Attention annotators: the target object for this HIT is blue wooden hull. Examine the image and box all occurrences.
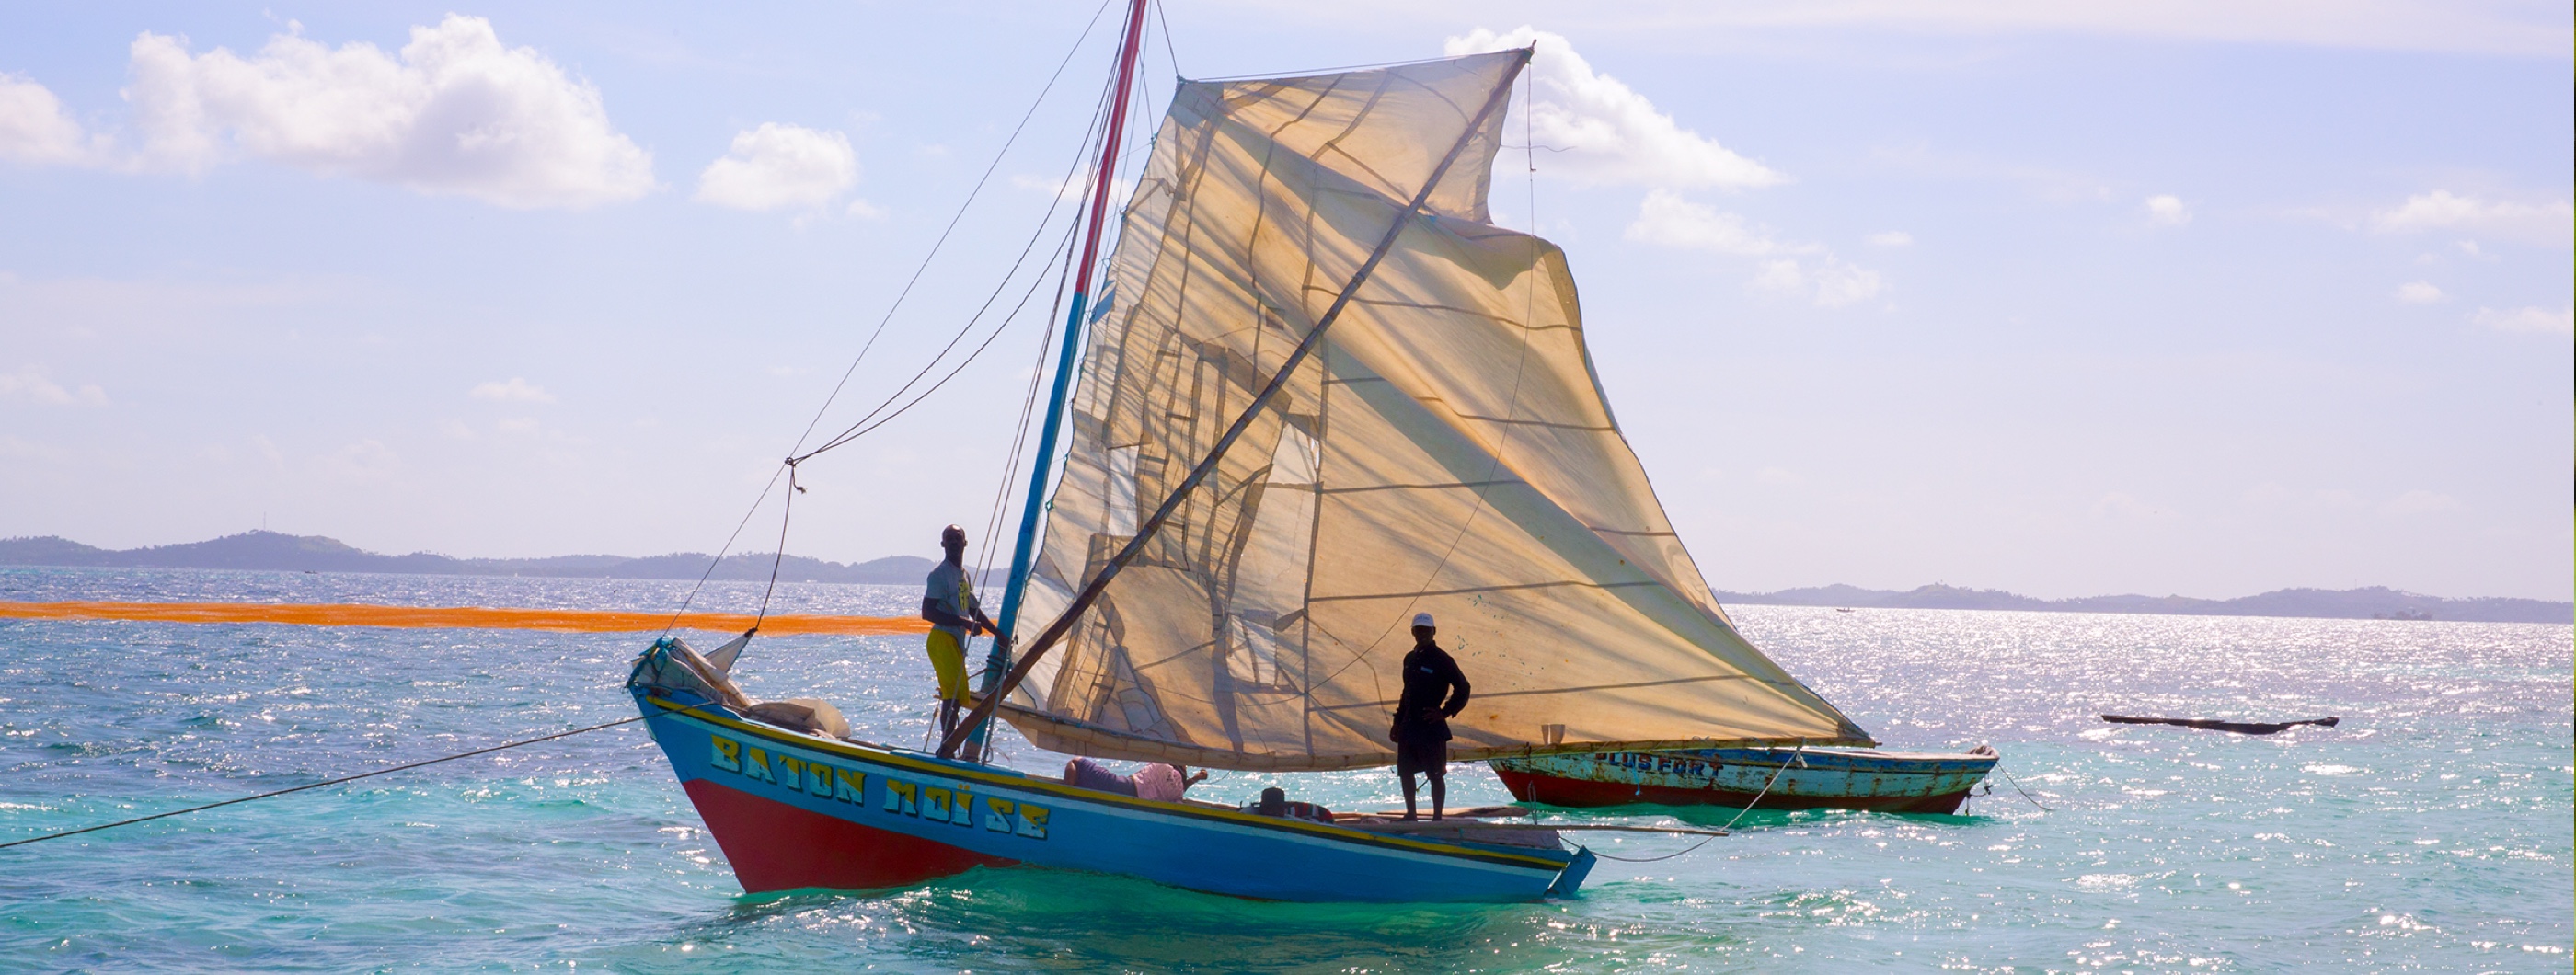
[636,693,1590,902]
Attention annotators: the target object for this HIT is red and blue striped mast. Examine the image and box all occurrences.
[969,0,1154,760]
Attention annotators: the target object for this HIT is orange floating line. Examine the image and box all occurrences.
[0,601,929,637]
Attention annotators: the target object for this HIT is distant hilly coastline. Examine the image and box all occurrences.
[1,531,2566,624]
[1708,582,2570,625]
[0,531,935,586]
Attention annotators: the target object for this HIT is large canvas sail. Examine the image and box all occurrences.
[1004,51,1872,770]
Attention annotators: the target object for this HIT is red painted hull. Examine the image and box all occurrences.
[1492,767,1973,814]
[683,778,1015,893]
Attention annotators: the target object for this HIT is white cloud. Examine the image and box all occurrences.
[1808,259,1883,306]
[1627,189,1810,255]
[845,198,884,219]
[1864,230,1913,247]
[0,74,103,166]
[1749,257,1882,306]
[2473,305,2574,335]
[695,122,857,212]
[1751,258,1807,292]
[2379,489,2461,516]
[2370,190,2573,245]
[124,16,655,208]
[1629,190,1880,306]
[468,377,555,402]
[1446,27,1782,189]
[0,366,108,405]
[2394,281,2443,304]
[2144,194,2191,226]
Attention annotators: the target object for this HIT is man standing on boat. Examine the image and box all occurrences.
[921,525,999,737]
[1392,612,1471,820]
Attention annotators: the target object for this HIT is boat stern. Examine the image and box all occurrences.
[1547,846,1596,898]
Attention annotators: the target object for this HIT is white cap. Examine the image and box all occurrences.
[1411,612,1436,628]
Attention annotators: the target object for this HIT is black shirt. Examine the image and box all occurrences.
[1394,642,1471,742]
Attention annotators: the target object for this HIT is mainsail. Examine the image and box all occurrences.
[1002,50,1872,770]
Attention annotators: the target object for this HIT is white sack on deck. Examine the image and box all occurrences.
[1007,51,1870,771]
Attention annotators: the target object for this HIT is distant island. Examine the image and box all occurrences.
[1707,581,2570,625]
[2,531,2567,624]
[0,531,935,586]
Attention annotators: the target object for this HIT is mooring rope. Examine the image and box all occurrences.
[1588,833,1723,863]
[0,716,648,851]
[1998,765,2053,812]
[1584,743,1806,864]
[1719,741,1804,833]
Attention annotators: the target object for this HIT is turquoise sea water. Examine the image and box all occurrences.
[1,566,2567,971]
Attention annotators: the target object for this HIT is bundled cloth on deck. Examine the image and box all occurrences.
[630,637,753,712]
[747,698,851,739]
[1064,758,1191,802]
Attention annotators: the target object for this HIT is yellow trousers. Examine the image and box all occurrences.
[925,629,971,704]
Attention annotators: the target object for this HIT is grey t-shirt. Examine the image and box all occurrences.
[924,561,975,642]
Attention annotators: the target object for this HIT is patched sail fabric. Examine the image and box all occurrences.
[1004,51,1871,770]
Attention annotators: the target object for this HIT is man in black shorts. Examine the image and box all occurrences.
[1390,612,1471,821]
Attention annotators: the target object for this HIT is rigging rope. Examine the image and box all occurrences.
[791,13,1131,466]
[970,29,1162,598]
[753,464,801,628]
[658,466,787,638]
[799,220,1082,459]
[744,224,1073,640]
[973,212,1082,598]
[783,0,1119,461]
[0,715,660,851]
[658,1,1120,633]
[1153,0,1181,81]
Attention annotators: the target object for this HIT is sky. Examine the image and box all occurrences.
[1,1,2568,602]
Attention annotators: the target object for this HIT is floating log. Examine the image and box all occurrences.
[2099,714,2340,735]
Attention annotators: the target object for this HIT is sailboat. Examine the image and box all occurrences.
[627,1,1871,903]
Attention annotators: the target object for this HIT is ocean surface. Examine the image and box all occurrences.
[2,566,2568,972]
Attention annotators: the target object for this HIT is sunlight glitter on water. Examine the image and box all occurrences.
[0,566,2567,970]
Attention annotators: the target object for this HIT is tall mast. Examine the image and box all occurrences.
[969,0,1153,759]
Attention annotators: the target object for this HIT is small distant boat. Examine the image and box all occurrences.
[1490,745,1997,814]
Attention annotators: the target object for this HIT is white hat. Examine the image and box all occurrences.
[1411,612,1435,628]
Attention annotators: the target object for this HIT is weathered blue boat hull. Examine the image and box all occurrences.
[1493,746,1998,813]
[637,693,1585,902]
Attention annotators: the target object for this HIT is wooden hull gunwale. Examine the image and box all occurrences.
[1490,747,1997,814]
[636,693,1586,901]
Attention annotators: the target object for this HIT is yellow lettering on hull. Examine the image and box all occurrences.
[690,726,1048,841]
